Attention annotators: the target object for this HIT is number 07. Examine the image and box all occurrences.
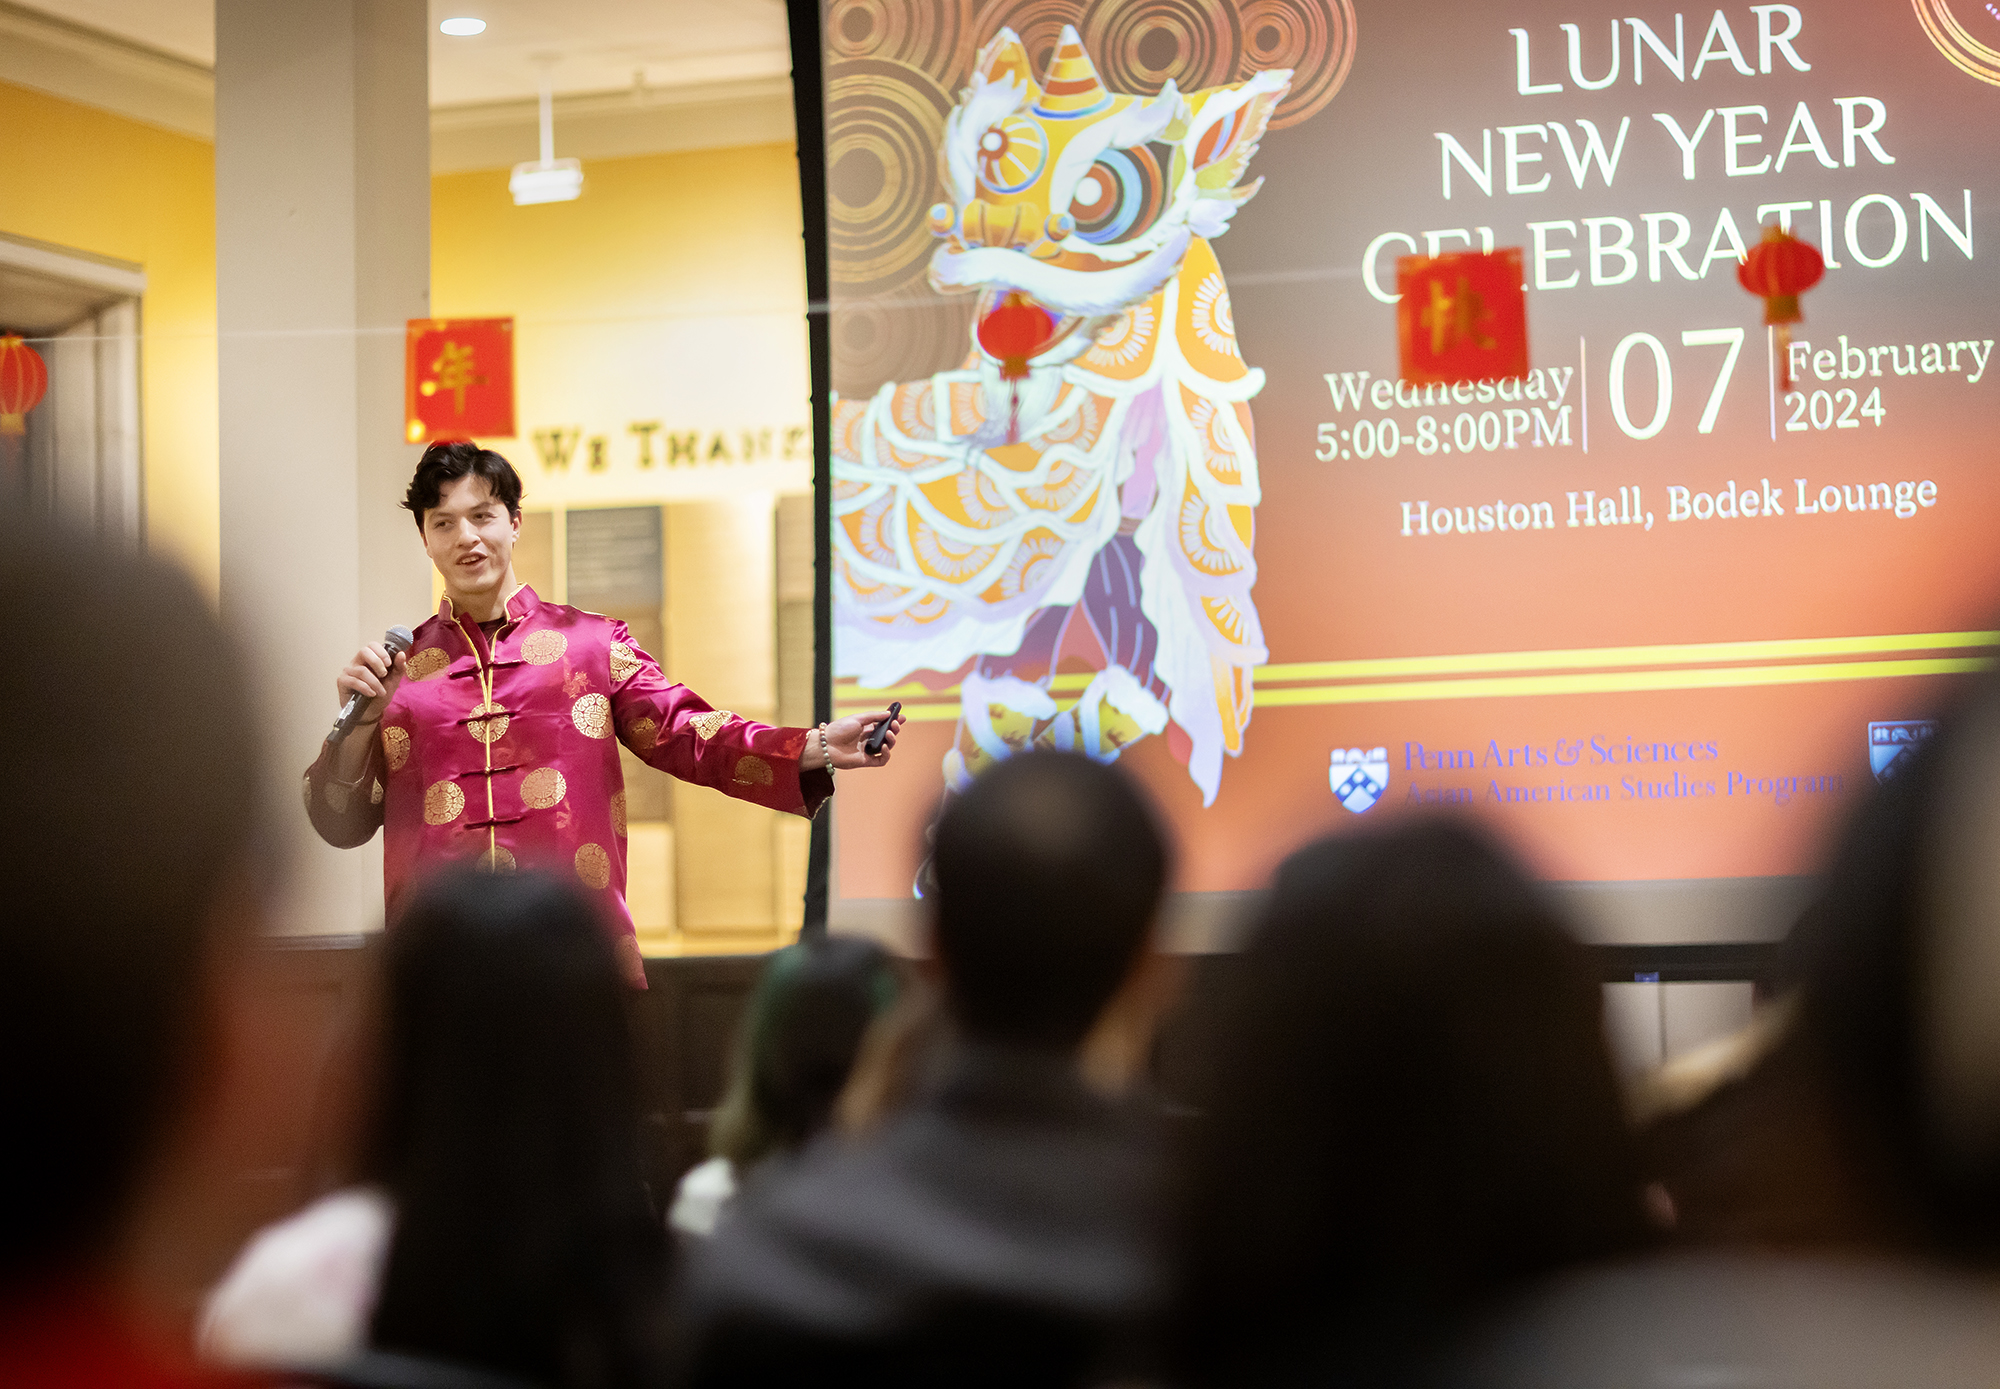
[1680,328,1745,435]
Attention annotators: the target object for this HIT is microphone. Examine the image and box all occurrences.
[328,625,415,745]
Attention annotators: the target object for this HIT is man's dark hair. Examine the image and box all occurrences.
[402,440,523,531]
[0,527,260,1290]
[930,752,1169,1049]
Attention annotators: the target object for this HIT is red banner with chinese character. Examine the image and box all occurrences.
[405,317,515,442]
[1395,249,1527,387]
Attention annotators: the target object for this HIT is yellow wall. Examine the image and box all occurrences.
[0,82,219,593]
[431,142,811,505]
[0,96,810,603]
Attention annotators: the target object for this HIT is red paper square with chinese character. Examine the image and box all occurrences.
[1395,249,1528,387]
[405,318,515,443]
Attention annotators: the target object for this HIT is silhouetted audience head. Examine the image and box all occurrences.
[0,529,261,1293]
[708,936,899,1166]
[1779,676,2000,1261]
[367,869,667,1387]
[931,751,1169,1049]
[1172,819,1650,1387]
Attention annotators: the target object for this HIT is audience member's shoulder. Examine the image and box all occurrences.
[1450,1251,2000,1389]
[684,1135,908,1335]
[199,1186,394,1369]
[687,1071,1166,1343]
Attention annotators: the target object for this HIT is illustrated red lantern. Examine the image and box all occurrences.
[977,291,1057,442]
[0,334,49,436]
[1738,225,1825,391]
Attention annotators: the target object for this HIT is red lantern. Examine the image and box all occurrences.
[0,335,48,436]
[1738,225,1825,391]
[977,291,1056,442]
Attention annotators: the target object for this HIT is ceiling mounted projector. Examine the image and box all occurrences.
[511,59,581,206]
[510,158,583,204]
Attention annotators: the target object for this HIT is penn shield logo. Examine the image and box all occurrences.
[1869,719,1937,783]
[1330,746,1390,813]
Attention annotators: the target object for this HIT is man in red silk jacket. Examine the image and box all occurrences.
[306,442,902,986]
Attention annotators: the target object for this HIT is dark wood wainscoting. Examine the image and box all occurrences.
[630,955,768,1206]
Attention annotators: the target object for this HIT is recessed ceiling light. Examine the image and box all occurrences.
[439,17,486,36]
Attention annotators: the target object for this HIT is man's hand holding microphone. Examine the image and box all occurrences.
[329,626,413,781]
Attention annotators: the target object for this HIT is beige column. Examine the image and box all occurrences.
[215,0,432,936]
[667,496,783,943]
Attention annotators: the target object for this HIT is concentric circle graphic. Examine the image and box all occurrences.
[1240,0,1357,127]
[1912,0,2000,84]
[829,0,975,74]
[1081,0,1244,96]
[967,0,1075,78]
[827,58,956,296]
[833,296,979,399]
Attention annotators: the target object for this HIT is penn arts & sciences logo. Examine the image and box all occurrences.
[1331,746,1390,814]
[1869,719,1938,783]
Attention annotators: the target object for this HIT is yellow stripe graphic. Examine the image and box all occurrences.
[1258,631,2000,683]
[1253,657,1993,708]
[834,631,1999,719]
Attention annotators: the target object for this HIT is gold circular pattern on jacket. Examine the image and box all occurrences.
[382,724,410,770]
[424,779,465,825]
[467,700,510,744]
[690,709,731,741]
[732,754,774,786]
[521,767,567,809]
[629,717,659,752]
[574,841,611,890]
[478,844,517,873]
[521,629,568,665]
[610,789,627,837]
[608,641,640,682]
[571,692,612,738]
[406,647,450,681]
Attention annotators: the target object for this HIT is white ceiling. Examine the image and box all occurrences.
[13,0,793,104]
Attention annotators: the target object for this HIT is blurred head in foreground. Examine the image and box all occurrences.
[1780,674,2000,1262]
[929,750,1170,1052]
[708,936,899,1170]
[1172,819,1649,1387]
[0,530,262,1299]
[368,869,667,1386]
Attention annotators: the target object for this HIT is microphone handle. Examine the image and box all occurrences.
[328,688,373,745]
[327,627,415,745]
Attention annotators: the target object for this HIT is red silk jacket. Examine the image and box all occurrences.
[305,585,830,978]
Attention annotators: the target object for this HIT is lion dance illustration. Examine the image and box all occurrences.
[831,23,1288,807]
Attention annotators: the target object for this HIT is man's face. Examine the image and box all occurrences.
[422,474,519,598]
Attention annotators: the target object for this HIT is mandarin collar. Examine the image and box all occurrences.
[437,582,541,627]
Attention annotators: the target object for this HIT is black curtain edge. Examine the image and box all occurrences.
[788,0,833,939]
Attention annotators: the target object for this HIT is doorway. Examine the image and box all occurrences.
[0,232,145,542]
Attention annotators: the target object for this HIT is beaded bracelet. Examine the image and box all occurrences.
[820,723,836,775]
